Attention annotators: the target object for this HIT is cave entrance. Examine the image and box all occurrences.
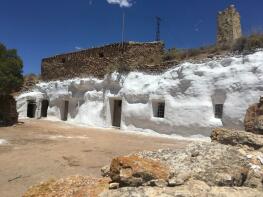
[41,100,49,118]
[111,99,122,128]
[62,100,69,121]
[27,100,36,118]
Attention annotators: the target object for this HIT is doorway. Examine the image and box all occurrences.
[112,99,122,127]
[61,100,69,121]
[27,101,36,118]
[41,100,49,117]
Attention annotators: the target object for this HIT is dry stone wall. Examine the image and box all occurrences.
[41,42,164,81]
[217,5,242,45]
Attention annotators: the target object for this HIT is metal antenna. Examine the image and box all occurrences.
[121,11,125,49]
[156,16,161,41]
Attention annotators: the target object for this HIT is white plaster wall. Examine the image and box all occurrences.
[16,50,263,137]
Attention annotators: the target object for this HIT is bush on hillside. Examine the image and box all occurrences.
[232,34,263,52]
[163,44,230,62]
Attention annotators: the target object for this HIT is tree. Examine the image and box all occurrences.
[0,43,23,94]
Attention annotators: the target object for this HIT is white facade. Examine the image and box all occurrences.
[17,51,263,137]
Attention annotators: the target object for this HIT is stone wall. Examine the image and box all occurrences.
[41,42,164,81]
[0,95,18,126]
[217,5,242,45]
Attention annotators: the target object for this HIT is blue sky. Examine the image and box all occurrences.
[0,0,262,74]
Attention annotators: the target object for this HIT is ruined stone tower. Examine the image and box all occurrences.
[217,5,242,45]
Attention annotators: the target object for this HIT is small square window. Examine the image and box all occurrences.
[215,104,223,119]
[99,52,104,58]
[61,58,66,63]
[153,102,165,118]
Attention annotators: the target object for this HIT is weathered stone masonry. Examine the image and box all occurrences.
[217,5,242,45]
[41,42,165,81]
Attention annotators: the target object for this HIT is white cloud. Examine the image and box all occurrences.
[106,0,133,8]
[75,46,83,50]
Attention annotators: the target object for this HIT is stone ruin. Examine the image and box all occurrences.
[41,42,165,81]
[217,4,242,45]
[40,5,244,82]
[0,95,18,126]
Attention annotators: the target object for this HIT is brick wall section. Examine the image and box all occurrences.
[217,5,242,45]
[0,95,18,126]
[41,42,165,81]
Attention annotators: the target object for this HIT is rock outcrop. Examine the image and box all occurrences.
[100,180,263,197]
[23,176,110,197]
[244,96,263,134]
[23,128,263,196]
[211,128,263,150]
[109,155,170,187]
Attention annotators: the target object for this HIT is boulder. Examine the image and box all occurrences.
[23,176,110,197]
[244,97,263,135]
[109,155,170,187]
[211,128,263,149]
[136,142,263,189]
[100,179,263,197]
[23,129,263,196]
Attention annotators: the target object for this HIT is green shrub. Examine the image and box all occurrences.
[232,34,263,52]
[0,43,23,95]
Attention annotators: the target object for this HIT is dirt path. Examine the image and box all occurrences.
[0,119,189,197]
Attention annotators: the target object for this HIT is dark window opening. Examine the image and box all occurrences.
[153,102,165,118]
[99,52,104,58]
[61,58,66,63]
[215,104,223,119]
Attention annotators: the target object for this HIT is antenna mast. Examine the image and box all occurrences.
[156,16,161,41]
[121,11,125,49]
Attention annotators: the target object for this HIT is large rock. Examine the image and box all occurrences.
[137,142,263,189]
[110,155,170,187]
[23,176,110,197]
[211,128,263,150]
[244,97,263,134]
[23,129,263,196]
[100,180,263,197]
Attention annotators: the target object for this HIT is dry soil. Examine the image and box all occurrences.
[0,119,189,197]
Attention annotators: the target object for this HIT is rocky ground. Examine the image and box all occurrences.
[23,128,263,197]
[0,119,188,197]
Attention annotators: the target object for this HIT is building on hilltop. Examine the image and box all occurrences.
[41,42,165,81]
[217,5,242,45]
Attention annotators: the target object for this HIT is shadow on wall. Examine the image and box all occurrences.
[124,116,213,136]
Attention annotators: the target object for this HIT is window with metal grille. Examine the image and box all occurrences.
[157,102,165,118]
[215,104,223,119]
